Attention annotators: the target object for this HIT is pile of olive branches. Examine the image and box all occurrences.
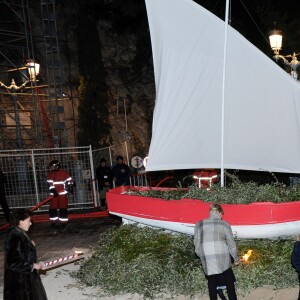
[73,225,298,299]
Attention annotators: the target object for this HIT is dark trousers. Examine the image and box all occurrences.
[49,194,68,222]
[206,268,237,300]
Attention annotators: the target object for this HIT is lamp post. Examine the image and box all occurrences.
[26,59,40,82]
[269,29,300,80]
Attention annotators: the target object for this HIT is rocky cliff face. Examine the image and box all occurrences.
[54,0,155,159]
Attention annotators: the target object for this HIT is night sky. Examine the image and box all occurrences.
[90,0,300,63]
[195,0,300,57]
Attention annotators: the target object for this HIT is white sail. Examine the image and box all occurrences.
[145,0,300,173]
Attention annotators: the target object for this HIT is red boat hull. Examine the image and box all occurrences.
[107,187,300,239]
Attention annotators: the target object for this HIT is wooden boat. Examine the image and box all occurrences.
[107,187,300,239]
[107,0,300,239]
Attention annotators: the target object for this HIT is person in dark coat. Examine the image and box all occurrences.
[95,158,113,208]
[112,155,131,187]
[0,170,11,222]
[291,234,300,300]
[4,208,48,300]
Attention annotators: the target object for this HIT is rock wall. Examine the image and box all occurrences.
[55,0,155,159]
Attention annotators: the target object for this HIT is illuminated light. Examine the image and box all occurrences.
[143,156,149,168]
[26,59,40,82]
[242,250,253,262]
[269,29,282,54]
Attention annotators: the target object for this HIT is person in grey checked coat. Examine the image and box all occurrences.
[194,203,240,300]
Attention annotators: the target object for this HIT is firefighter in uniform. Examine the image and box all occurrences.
[193,169,218,189]
[47,160,74,227]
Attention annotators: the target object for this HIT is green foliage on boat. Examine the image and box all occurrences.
[127,173,300,204]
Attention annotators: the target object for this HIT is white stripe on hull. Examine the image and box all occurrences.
[110,212,300,239]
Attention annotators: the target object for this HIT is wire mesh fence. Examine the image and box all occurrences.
[92,142,130,168]
[0,143,151,218]
[0,146,96,212]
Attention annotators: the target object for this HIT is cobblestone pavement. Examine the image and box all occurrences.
[0,210,121,290]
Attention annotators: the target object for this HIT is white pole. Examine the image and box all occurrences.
[123,98,130,166]
[221,0,230,187]
[88,145,98,207]
[31,150,40,206]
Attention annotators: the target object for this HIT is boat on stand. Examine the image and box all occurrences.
[108,0,300,239]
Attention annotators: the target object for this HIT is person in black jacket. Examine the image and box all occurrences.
[112,155,131,187]
[0,170,11,222]
[291,234,300,300]
[96,158,113,208]
[4,208,48,300]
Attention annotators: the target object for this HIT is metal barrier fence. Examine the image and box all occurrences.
[92,142,130,169]
[0,146,97,212]
[0,143,151,217]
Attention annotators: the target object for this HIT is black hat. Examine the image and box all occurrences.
[117,155,123,161]
[100,158,106,163]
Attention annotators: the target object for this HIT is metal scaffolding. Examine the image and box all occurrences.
[0,0,69,150]
[41,0,67,147]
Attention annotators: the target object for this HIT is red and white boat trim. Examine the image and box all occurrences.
[107,187,300,239]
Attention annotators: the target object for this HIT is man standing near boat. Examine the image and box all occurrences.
[194,203,240,300]
[112,155,131,187]
[96,158,113,209]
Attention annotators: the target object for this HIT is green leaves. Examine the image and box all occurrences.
[128,173,300,204]
[73,225,298,299]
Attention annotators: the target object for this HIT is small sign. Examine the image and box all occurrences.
[82,170,91,179]
[131,156,143,169]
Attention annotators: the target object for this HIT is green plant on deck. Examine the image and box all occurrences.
[128,173,300,204]
[73,225,298,299]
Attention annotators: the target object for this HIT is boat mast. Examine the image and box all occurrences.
[221,0,230,187]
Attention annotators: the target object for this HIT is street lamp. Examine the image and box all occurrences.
[269,29,300,80]
[26,59,40,82]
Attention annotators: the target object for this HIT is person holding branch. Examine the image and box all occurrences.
[4,208,48,300]
[194,203,240,300]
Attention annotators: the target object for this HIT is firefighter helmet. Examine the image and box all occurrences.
[49,159,61,171]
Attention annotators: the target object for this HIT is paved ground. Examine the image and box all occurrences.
[0,209,121,291]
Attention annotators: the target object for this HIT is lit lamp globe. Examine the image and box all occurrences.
[269,29,282,55]
[26,60,40,82]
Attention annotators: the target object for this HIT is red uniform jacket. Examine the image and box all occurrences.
[47,170,73,195]
[193,170,218,188]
